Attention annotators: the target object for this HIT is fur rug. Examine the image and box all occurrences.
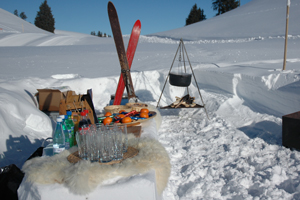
[22,135,171,195]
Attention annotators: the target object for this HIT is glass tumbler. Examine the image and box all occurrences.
[76,126,89,160]
[100,125,114,163]
[112,124,123,160]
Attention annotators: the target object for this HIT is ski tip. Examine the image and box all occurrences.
[135,20,141,28]
[132,20,141,33]
[108,1,115,11]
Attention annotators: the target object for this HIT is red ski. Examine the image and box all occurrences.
[113,20,141,105]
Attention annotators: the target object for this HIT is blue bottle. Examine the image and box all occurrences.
[58,115,70,150]
[53,118,66,155]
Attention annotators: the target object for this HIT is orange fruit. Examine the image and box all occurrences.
[117,114,125,118]
[140,112,149,118]
[103,117,112,125]
[119,110,126,113]
[121,116,132,123]
[104,112,112,117]
[140,108,149,114]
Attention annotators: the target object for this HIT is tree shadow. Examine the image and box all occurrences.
[0,135,45,169]
[238,121,282,145]
[277,79,300,94]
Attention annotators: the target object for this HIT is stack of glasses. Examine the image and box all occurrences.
[76,123,128,163]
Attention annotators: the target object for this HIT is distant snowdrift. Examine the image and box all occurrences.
[151,0,300,40]
[0,8,104,47]
[0,8,50,34]
[0,30,107,47]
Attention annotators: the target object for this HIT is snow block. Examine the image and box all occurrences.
[282,111,300,150]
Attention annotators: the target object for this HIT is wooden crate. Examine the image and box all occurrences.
[59,91,94,128]
[282,111,300,150]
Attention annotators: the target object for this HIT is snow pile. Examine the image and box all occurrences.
[1,0,300,199]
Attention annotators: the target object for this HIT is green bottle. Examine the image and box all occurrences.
[65,111,75,147]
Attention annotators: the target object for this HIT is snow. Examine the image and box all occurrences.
[150,0,300,40]
[1,0,300,199]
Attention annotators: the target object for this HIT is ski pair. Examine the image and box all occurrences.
[108,1,141,105]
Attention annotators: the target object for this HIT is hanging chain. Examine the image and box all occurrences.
[178,42,182,74]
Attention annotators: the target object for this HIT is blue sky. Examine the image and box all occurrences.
[0,0,252,35]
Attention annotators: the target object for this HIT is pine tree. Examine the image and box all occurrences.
[212,0,239,16]
[34,0,55,33]
[91,31,96,36]
[20,12,27,20]
[185,4,206,26]
[14,9,18,16]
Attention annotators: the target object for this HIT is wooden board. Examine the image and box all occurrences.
[67,146,139,165]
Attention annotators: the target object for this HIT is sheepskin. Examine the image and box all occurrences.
[22,135,171,195]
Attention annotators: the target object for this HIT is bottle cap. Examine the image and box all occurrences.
[67,111,72,116]
[80,111,85,116]
[56,118,63,122]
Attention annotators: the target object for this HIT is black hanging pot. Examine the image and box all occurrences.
[169,72,192,87]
